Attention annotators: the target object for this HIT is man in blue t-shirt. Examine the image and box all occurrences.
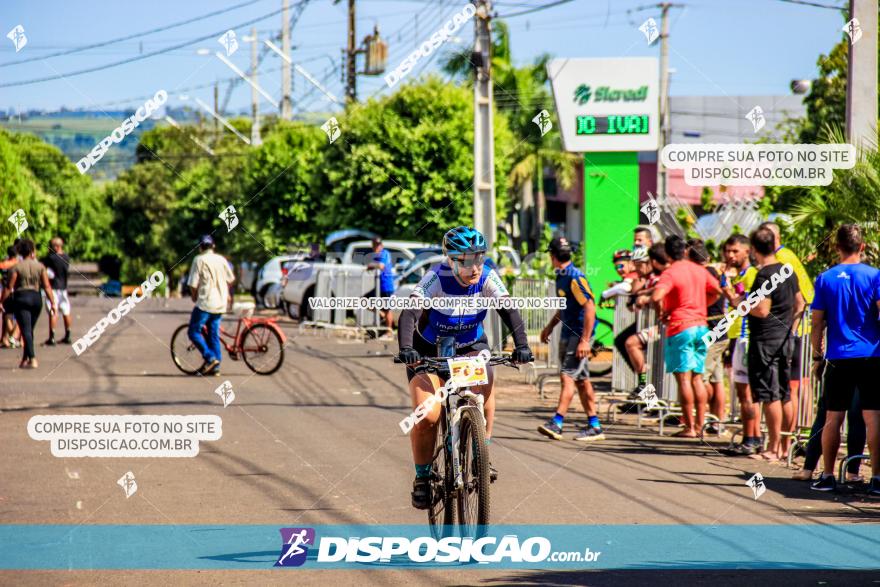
[366,237,396,336]
[809,224,880,498]
[537,236,605,442]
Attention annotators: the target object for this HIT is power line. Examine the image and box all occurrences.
[0,0,270,69]
[496,0,577,18]
[0,4,295,88]
[769,0,846,10]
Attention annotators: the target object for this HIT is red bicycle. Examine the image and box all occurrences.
[170,305,286,375]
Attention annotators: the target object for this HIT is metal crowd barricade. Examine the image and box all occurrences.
[510,278,560,393]
[299,267,386,339]
[641,307,677,401]
[611,302,637,393]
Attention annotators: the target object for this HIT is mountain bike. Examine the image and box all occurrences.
[588,316,614,377]
[398,348,518,539]
[170,308,286,375]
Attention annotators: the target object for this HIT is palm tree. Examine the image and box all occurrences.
[442,21,578,250]
[782,126,880,273]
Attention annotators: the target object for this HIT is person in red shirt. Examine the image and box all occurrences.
[651,235,722,438]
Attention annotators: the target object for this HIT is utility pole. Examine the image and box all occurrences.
[250,27,262,145]
[656,3,671,202]
[346,0,357,102]
[473,0,496,250]
[281,0,292,119]
[846,0,878,149]
[213,80,219,137]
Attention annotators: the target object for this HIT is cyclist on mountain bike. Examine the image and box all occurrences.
[398,226,534,510]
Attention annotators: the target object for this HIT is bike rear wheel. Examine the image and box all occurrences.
[456,405,490,538]
[170,324,205,375]
[428,414,456,539]
[589,316,614,377]
[241,323,285,375]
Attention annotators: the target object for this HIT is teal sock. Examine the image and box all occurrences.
[485,437,491,446]
[588,415,600,428]
[415,464,432,479]
[553,413,564,427]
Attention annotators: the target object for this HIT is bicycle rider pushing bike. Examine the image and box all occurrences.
[397,226,533,510]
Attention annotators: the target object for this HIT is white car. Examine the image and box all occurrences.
[280,240,437,320]
[253,253,309,308]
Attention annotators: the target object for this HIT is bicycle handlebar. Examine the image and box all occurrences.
[393,355,518,369]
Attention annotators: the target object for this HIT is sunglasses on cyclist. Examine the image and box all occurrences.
[615,263,627,270]
[452,253,485,268]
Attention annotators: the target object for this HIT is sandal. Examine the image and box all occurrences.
[671,429,697,438]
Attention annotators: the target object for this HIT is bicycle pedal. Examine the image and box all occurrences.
[228,352,239,361]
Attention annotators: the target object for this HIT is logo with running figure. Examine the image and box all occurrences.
[275,527,315,567]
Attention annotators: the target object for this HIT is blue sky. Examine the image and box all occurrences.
[0,0,847,114]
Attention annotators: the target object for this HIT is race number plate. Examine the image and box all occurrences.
[446,356,489,387]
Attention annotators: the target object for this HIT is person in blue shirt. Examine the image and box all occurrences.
[537,236,605,442]
[809,224,880,498]
[366,237,395,336]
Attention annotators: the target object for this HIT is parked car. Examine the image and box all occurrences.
[280,240,435,320]
[253,253,309,308]
[324,229,378,254]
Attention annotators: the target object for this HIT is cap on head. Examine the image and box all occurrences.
[443,226,487,258]
[547,236,572,256]
[199,234,215,248]
[613,249,632,262]
[372,236,382,247]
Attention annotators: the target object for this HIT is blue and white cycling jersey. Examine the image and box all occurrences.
[411,261,509,344]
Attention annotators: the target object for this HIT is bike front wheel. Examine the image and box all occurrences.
[428,415,456,539]
[457,405,490,538]
[170,324,205,375]
[241,323,285,375]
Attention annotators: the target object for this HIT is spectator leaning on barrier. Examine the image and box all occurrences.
[745,228,804,462]
[719,234,762,456]
[651,235,722,438]
[366,236,395,337]
[687,239,727,432]
[0,239,55,369]
[625,244,669,400]
[537,236,605,442]
[808,224,880,497]
[601,250,637,301]
[42,237,72,346]
[613,228,656,375]
[187,235,235,377]
[759,221,813,456]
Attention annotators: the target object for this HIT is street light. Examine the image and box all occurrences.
[791,79,811,94]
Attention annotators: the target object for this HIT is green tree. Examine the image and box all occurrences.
[0,129,115,259]
[318,76,514,243]
[784,128,880,275]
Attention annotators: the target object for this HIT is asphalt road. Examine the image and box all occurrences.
[1,297,877,586]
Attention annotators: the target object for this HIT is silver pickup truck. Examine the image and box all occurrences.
[279,240,439,319]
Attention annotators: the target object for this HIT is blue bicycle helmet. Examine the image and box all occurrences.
[442,226,487,258]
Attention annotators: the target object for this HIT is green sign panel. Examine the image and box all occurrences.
[576,115,650,135]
